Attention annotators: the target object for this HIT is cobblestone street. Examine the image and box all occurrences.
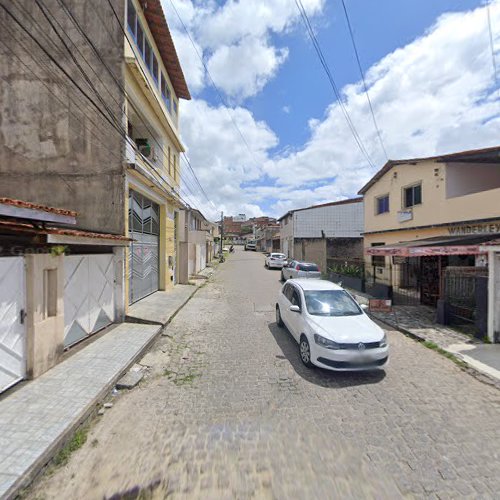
[30,248,500,499]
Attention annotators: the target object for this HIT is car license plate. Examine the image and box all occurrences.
[353,354,372,363]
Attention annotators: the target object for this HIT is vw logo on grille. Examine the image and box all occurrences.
[357,342,366,351]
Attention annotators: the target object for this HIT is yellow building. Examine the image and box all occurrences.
[358,146,500,332]
[124,0,190,304]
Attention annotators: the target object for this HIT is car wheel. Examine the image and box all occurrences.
[299,335,313,367]
[281,271,286,282]
[276,305,284,327]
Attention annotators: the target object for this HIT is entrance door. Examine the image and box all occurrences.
[420,256,440,306]
[129,190,160,304]
[0,257,26,393]
[64,254,115,347]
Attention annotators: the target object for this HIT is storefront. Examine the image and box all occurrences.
[366,234,498,334]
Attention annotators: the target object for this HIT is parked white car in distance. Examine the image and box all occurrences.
[276,279,388,371]
[245,242,257,251]
[281,260,321,281]
[265,253,287,269]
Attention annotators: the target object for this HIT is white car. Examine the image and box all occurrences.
[275,279,388,371]
[265,253,287,269]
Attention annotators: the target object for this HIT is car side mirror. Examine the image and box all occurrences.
[289,305,301,313]
[360,304,368,311]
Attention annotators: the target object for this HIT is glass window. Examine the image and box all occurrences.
[404,184,422,208]
[376,195,389,214]
[298,263,319,271]
[152,54,158,83]
[127,0,136,37]
[291,290,301,308]
[144,40,152,68]
[137,22,144,56]
[304,290,361,317]
[161,73,171,112]
[173,99,178,115]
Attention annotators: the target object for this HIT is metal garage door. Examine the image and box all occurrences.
[64,254,115,347]
[129,190,160,304]
[0,257,26,393]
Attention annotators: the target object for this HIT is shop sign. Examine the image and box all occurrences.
[398,210,413,222]
[448,222,500,235]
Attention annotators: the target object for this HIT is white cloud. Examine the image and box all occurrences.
[163,0,325,99]
[282,105,291,114]
[175,1,500,218]
[197,0,324,49]
[179,99,278,217]
[263,1,500,194]
[207,38,288,100]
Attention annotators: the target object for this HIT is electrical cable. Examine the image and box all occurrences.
[340,0,388,160]
[294,0,377,169]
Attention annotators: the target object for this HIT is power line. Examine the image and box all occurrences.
[99,0,215,209]
[294,0,377,169]
[166,0,263,171]
[40,0,212,210]
[0,9,197,210]
[487,2,499,98]
[340,0,388,160]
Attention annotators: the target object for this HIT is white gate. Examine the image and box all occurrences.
[64,254,115,347]
[0,257,26,393]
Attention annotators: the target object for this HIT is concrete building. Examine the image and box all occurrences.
[124,0,190,302]
[278,199,364,271]
[0,0,191,389]
[178,209,215,283]
[0,0,191,308]
[255,224,280,253]
[0,198,129,393]
[359,146,500,339]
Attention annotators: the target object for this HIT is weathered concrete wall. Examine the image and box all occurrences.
[294,238,326,271]
[0,0,125,234]
[327,238,364,260]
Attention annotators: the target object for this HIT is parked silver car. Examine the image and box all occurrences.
[281,260,321,281]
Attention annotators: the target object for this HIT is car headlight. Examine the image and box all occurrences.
[379,334,387,348]
[314,334,340,349]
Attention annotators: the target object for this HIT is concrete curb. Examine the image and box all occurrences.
[370,314,500,390]
[7,284,204,500]
[6,326,161,500]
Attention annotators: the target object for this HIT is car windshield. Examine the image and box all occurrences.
[271,254,286,259]
[304,290,362,316]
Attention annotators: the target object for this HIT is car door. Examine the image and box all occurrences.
[287,285,303,341]
[279,283,292,327]
[285,261,295,280]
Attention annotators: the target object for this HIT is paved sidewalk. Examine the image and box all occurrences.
[370,305,478,349]
[366,304,500,386]
[0,322,161,499]
[127,284,198,325]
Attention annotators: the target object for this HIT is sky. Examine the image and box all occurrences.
[161,0,500,221]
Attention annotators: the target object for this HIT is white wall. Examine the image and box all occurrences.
[446,162,500,198]
[294,202,364,238]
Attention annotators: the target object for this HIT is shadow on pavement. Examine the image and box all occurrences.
[268,322,386,388]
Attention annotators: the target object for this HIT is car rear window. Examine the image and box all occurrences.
[298,264,319,271]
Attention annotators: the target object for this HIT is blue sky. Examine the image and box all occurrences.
[163,0,499,219]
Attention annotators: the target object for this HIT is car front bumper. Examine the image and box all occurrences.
[310,343,389,371]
